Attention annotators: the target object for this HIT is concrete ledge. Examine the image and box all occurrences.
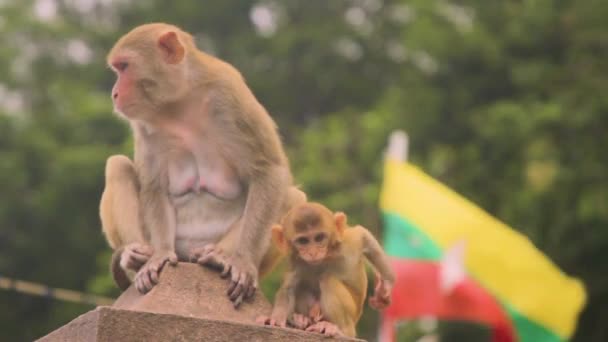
[37,262,363,341]
[38,307,361,341]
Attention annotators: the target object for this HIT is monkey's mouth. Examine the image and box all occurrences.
[305,258,325,265]
[113,103,136,118]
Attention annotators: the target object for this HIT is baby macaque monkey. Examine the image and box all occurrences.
[257,202,395,337]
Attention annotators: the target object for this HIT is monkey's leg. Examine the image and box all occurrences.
[101,155,151,290]
[313,276,359,338]
[289,291,319,329]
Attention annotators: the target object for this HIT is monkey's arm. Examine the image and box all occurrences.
[143,191,176,253]
[101,155,154,290]
[357,226,395,282]
[261,270,297,327]
[355,226,395,310]
[134,189,178,293]
[230,165,290,298]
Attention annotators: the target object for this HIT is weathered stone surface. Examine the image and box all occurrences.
[37,262,364,341]
[113,262,271,325]
[38,307,362,342]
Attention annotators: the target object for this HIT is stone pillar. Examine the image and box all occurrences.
[37,263,362,341]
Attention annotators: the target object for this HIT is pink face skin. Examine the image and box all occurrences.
[109,57,135,117]
[292,230,330,265]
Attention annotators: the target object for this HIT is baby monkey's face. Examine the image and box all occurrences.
[292,229,330,265]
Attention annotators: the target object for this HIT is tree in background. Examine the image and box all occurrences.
[0,0,605,341]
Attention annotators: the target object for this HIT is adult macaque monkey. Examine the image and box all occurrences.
[258,202,395,337]
[99,23,305,306]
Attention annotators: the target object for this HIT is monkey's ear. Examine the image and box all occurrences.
[271,224,288,253]
[334,212,347,236]
[158,31,185,64]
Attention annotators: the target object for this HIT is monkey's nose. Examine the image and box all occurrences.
[112,92,118,100]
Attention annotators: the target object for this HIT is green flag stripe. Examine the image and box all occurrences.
[381,211,563,342]
[504,304,562,342]
[382,212,442,259]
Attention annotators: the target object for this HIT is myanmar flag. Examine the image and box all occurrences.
[379,159,586,342]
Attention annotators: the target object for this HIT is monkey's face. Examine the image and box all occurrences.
[292,230,330,265]
[109,54,141,118]
[107,25,190,120]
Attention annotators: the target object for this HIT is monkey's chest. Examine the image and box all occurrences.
[166,150,245,257]
[167,150,242,201]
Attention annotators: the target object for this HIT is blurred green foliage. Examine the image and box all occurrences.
[0,0,606,341]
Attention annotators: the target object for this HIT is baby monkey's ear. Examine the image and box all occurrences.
[271,224,289,253]
[334,212,347,237]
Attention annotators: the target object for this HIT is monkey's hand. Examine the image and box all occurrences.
[134,250,178,294]
[290,313,311,330]
[306,321,344,337]
[190,245,258,307]
[119,243,154,272]
[190,244,227,271]
[308,301,324,323]
[223,253,258,308]
[369,273,393,310]
[256,310,288,328]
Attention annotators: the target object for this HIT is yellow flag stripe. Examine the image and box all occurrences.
[379,160,586,338]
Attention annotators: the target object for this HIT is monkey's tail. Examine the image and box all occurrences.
[110,247,132,291]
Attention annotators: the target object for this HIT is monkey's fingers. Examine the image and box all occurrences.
[255,315,270,325]
[228,269,247,298]
[245,278,257,299]
[148,263,161,284]
[120,252,139,271]
[191,245,212,259]
[135,274,144,293]
[233,293,245,308]
[227,272,239,296]
[220,263,231,278]
[229,282,244,301]
[137,269,153,293]
[305,323,323,334]
[369,295,390,310]
[306,322,342,337]
[291,314,310,329]
[195,249,228,273]
[274,318,287,328]
[133,244,154,257]
[325,325,342,337]
[309,302,323,322]
[125,250,150,269]
[168,253,178,266]
[374,275,384,293]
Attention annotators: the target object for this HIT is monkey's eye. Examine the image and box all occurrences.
[112,61,129,72]
[296,237,310,245]
[314,233,326,242]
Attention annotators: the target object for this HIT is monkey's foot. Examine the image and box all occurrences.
[224,254,258,308]
[120,243,154,272]
[190,244,226,272]
[134,251,178,294]
[306,321,344,337]
[290,313,311,330]
[256,315,287,328]
[191,246,258,308]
